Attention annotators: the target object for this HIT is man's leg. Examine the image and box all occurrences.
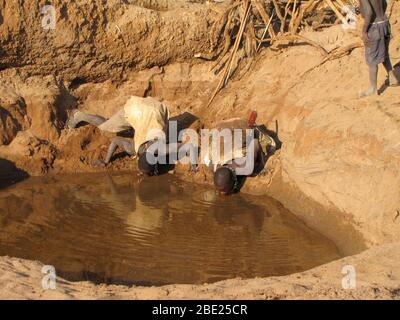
[97,109,132,133]
[104,137,135,164]
[94,137,135,166]
[68,109,132,133]
[67,111,107,128]
[383,43,399,86]
[360,64,378,98]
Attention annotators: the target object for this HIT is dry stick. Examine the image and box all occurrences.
[256,12,275,52]
[271,0,285,23]
[335,0,347,11]
[206,0,251,107]
[290,0,299,29]
[293,10,301,33]
[272,34,329,56]
[280,2,288,34]
[289,3,299,34]
[224,1,252,85]
[210,1,243,50]
[253,0,276,39]
[304,0,321,12]
[281,0,293,33]
[291,8,304,34]
[325,41,363,61]
[247,21,258,56]
[292,0,321,33]
[301,41,363,77]
[272,0,286,35]
[332,0,347,17]
[212,51,232,75]
[210,7,237,71]
[324,0,346,23]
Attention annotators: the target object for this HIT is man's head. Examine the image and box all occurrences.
[214,166,237,195]
[138,152,158,176]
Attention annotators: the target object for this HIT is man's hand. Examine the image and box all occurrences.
[362,32,370,45]
[189,164,199,174]
[92,159,107,167]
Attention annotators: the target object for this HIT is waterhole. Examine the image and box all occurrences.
[0,172,341,286]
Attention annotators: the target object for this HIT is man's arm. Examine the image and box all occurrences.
[93,137,135,166]
[230,138,264,174]
[360,0,373,43]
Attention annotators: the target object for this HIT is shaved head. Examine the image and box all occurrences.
[214,167,235,194]
[138,152,157,176]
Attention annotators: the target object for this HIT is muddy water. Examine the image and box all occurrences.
[0,172,341,285]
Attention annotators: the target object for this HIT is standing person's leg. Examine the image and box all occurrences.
[360,64,379,97]
[361,37,379,97]
[383,37,400,86]
[360,24,382,98]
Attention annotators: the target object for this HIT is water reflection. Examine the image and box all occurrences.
[0,173,341,285]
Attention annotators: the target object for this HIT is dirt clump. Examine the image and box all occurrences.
[0,130,56,176]
[0,83,29,146]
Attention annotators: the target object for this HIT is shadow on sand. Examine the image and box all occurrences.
[378,62,400,95]
[0,158,29,190]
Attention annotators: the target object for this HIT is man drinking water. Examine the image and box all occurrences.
[67,96,197,176]
[203,111,276,195]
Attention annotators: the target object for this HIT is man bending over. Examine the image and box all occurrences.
[67,96,197,176]
[203,111,276,195]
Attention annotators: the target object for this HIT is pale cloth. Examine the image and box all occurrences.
[123,96,170,153]
[97,109,131,133]
[202,118,248,172]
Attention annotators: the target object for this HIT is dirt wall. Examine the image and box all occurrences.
[0,0,215,82]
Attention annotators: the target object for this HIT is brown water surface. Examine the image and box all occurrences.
[0,172,341,285]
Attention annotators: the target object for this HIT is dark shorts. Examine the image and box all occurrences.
[365,21,391,66]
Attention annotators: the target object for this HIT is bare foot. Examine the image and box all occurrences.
[66,109,80,129]
[359,87,378,98]
[189,164,199,174]
[92,160,107,167]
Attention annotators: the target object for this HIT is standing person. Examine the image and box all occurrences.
[359,0,399,97]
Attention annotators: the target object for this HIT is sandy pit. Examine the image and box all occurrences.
[1,0,400,299]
